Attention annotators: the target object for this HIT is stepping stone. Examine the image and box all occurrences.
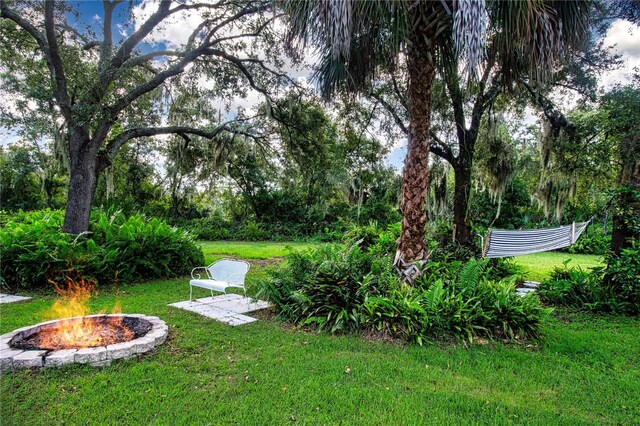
[168,294,268,326]
[516,288,536,297]
[522,281,540,289]
[0,293,31,304]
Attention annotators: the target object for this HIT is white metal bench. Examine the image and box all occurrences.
[189,259,250,302]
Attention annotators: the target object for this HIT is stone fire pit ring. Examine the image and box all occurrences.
[0,314,168,370]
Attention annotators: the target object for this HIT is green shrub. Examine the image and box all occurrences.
[538,255,638,314]
[0,209,204,289]
[537,266,598,309]
[89,212,204,284]
[0,210,78,289]
[567,225,611,255]
[259,245,550,343]
[343,221,385,250]
[240,221,269,241]
[258,244,397,332]
[603,246,640,314]
[473,277,550,340]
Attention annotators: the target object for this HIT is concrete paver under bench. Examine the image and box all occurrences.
[169,294,269,326]
[0,293,31,304]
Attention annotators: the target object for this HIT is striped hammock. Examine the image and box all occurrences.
[482,222,589,258]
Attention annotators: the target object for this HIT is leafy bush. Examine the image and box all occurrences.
[258,244,397,332]
[343,221,384,250]
[0,210,78,289]
[258,245,550,343]
[538,254,638,314]
[602,246,639,314]
[0,209,204,289]
[239,221,269,241]
[566,225,611,255]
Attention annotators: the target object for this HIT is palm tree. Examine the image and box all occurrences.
[283,0,591,274]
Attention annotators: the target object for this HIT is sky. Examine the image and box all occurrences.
[1,1,639,171]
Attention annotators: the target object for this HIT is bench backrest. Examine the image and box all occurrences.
[207,259,250,286]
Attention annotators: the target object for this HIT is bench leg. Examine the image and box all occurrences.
[190,285,193,302]
[210,289,215,300]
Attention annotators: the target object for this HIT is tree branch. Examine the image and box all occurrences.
[105,124,229,160]
[0,1,74,121]
[99,0,118,68]
[429,132,455,165]
[369,91,408,135]
[105,0,172,75]
[121,50,183,69]
[522,80,573,130]
[204,48,272,99]
[43,1,73,121]
[391,73,408,111]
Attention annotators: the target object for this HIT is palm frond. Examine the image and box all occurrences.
[489,0,593,85]
[453,0,488,80]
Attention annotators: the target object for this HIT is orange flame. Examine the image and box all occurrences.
[49,278,95,319]
[39,278,133,350]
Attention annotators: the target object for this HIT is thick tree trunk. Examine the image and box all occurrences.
[397,33,437,265]
[452,156,473,245]
[610,132,640,255]
[62,134,100,234]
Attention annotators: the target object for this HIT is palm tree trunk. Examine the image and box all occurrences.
[397,33,437,266]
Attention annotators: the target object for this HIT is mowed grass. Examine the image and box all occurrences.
[514,252,605,282]
[199,240,321,263]
[1,242,638,425]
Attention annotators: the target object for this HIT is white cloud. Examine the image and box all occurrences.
[0,127,20,146]
[599,19,640,90]
[131,0,203,47]
[116,23,128,38]
[604,19,640,57]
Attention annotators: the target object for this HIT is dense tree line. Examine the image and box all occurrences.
[1,0,637,277]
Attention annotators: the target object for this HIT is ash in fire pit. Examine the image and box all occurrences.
[0,314,167,370]
[11,316,152,351]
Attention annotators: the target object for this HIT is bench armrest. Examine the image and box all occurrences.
[224,272,247,287]
[191,267,211,280]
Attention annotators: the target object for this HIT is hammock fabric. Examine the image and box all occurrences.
[482,222,589,258]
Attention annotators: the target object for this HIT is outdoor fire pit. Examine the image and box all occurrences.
[0,314,167,370]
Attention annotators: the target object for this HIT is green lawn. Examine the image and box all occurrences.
[199,240,320,263]
[514,252,605,282]
[1,243,638,425]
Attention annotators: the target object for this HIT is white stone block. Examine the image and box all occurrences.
[105,341,136,360]
[12,350,46,369]
[0,348,24,370]
[44,349,77,368]
[75,347,109,364]
[133,337,156,354]
[0,337,11,351]
[146,330,167,346]
[0,332,15,341]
